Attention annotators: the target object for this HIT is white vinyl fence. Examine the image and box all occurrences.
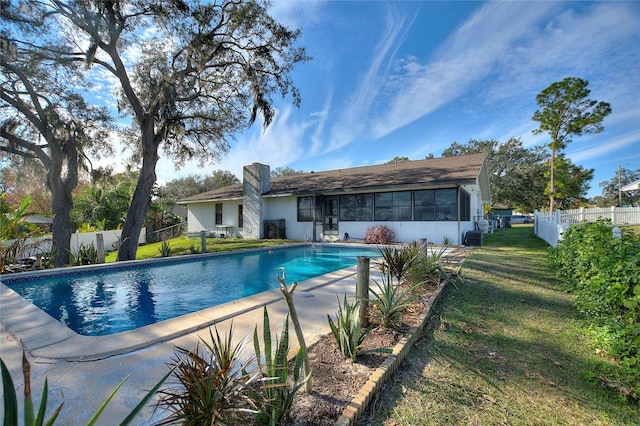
[534,207,640,247]
[2,228,146,259]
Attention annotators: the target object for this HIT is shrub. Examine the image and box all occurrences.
[159,240,171,257]
[157,326,259,425]
[549,220,639,374]
[377,243,421,284]
[328,294,370,362]
[407,243,451,286]
[69,242,99,266]
[365,225,395,244]
[369,272,420,329]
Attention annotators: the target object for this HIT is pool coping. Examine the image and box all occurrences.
[0,243,380,362]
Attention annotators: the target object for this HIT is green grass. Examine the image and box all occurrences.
[104,237,293,262]
[366,225,640,425]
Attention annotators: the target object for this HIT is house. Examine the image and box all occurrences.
[177,153,491,245]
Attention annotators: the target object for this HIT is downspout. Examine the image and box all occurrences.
[457,185,461,245]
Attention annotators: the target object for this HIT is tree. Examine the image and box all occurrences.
[35,0,308,261]
[71,172,138,231]
[547,154,593,209]
[270,166,305,178]
[0,156,52,215]
[1,16,112,266]
[442,138,548,212]
[158,170,240,206]
[532,77,611,213]
[598,167,640,207]
[385,156,411,164]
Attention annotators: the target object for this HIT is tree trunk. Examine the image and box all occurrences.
[549,147,556,214]
[47,141,78,267]
[117,122,159,261]
[49,178,74,267]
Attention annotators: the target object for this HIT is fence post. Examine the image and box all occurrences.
[96,233,105,263]
[554,210,561,225]
[200,230,207,253]
[611,206,617,224]
[356,256,370,328]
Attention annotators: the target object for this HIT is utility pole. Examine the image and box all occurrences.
[619,165,622,207]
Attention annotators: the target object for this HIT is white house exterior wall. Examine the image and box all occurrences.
[258,184,482,244]
[186,201,243,237]
[186,203,215,234]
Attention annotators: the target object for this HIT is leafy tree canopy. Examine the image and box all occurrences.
[597,167,640,207]
[441,138,548,212]
[385,156,411,164]
[158,170,240,205]
[271,166,305,178]
[4,0,309,261]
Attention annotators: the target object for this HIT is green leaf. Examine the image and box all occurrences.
[119,362,180,426]
[87,375,130,426]
[1,358,18,426]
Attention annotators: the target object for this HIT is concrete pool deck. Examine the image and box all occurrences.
[0,256,386,424]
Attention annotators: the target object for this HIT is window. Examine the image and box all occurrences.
[414,188,465,221]
[215,203,222,225]
[297,196,321,222]
[435,189,457,220]
[374,191,411,221]
[339,194,373,221]
[459,189,470,221]
[414,190,436,221]
[238,205,243,228]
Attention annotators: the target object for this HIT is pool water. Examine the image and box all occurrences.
[3,245,379,336]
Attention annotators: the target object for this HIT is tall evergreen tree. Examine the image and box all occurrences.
[532,77,611,213]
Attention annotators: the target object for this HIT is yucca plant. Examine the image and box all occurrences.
[156,325,259,425]
[1,351,175,426]
[407,244,454,286]
[377,244,421,284]
[158,240,171,257]
[327,294,371,362]
[370,272,421,329]
[69,242,99,266]
[252,307,308,425]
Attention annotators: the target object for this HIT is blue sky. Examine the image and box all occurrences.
[153,1,640,199]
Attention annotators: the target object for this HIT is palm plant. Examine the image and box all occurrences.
[156,325,259,425]
[377,244,421,284]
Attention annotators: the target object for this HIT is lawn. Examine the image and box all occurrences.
[365,225,639,425]
[104,237,293,262]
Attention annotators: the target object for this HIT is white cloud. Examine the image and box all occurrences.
[370,2,557,140]
[567,131,640,163]
[328,4,417,150]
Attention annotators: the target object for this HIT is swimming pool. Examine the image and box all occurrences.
[2,244,380,336]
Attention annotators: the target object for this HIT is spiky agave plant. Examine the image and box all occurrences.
[327,294,370,362]
[252,307,308,426]
[370,272,421,330]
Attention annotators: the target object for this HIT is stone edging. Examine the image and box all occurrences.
[334,278,449,426]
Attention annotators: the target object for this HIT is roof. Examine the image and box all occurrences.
[621,180,640,192]
[178,153,489,204]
